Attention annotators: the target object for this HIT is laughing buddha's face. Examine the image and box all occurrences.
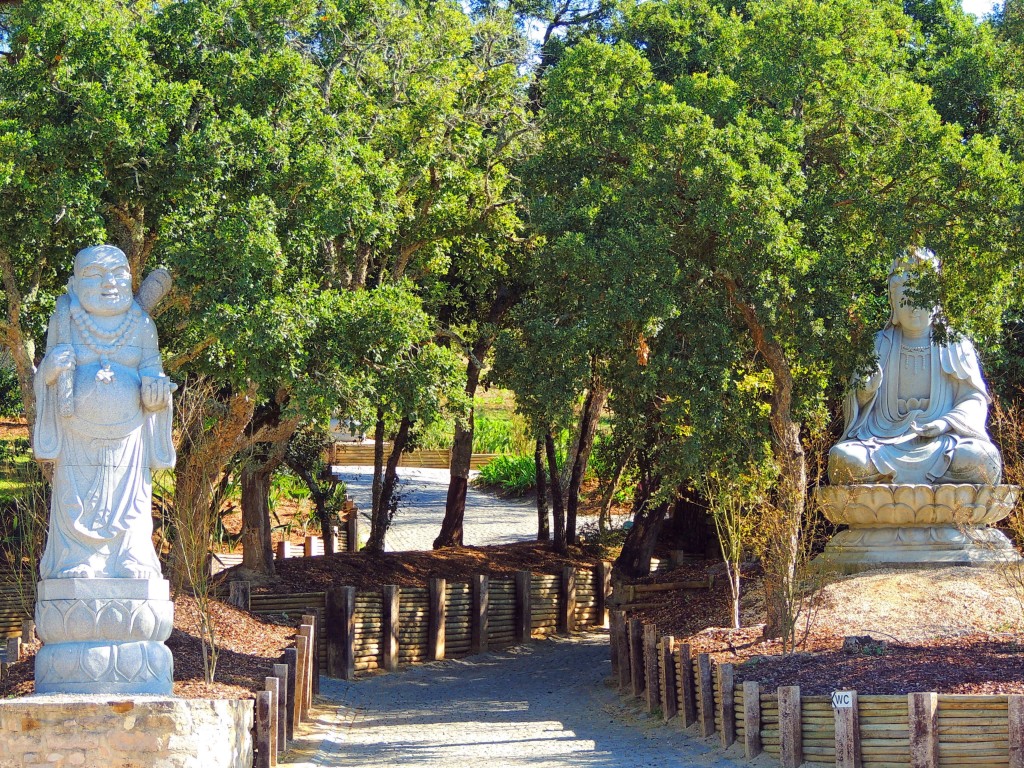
[73,246,133,317]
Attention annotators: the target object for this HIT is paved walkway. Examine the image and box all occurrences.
[282,632,746,768]
[332,466,630,552]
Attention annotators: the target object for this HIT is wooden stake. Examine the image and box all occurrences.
[834,689,862,768]
[778,685,802,768]
[908,692,938,768]
[264,677,279,766]
[615,611,632,689]
[628,617,645,698]
[718,662,735,748]
[295,634,309,723]
[277,658,294,743]
[1010,694,1024,768]
[596,561,611,628]
[383,585,400,672]
[742,681,761,758]
[302,612,319,695]
[659,636,677,722]
[471,574,489,654]
[228,580,251,610]
[643,623,660,713]
[515,571,532,643]
[697,653,715,737]
[429,577,446,660]
[677,643,697,728]
[559,566,577,634]
[326,585,355,680]
[255,690,272,768]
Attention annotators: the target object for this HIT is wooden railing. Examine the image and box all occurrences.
[610,612,1024,768]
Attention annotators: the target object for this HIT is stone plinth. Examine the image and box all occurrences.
[815,483,1021,570]
[34,579,173,695]
[0,696,252,768]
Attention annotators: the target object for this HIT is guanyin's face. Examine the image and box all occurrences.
[74,247,133,318]
[889,272,935,335]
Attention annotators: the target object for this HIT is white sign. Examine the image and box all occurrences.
[831,691,854,709]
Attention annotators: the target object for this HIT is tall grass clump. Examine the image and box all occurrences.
[475,454,536,496]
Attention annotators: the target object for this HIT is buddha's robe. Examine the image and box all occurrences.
[829,325,1001,485]
[33,296,174,580]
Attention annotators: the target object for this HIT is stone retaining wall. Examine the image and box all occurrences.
[0,696,253,768]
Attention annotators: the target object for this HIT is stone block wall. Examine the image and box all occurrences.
[0,697,253,768]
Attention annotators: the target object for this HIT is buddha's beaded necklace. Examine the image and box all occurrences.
[71,306,140,383]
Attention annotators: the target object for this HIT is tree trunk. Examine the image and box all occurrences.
[535,439,549,541]
[721,275,806,640]
[613,499,667,582]
[565,379,609,545]
[367,415,411,552]
[368,408,386,551]
[435,339,489,549]
[546,431,566,553]
[240,458,277,576]
[287,460,334,555]
[599,445,633,534]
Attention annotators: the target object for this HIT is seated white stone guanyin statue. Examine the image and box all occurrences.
[33,244,175,580]
[828,247,1001,487]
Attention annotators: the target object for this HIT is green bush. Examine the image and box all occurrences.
[475,453,537,496]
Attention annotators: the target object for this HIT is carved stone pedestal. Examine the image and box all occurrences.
[34,578,174,695]
[815,484,1021,571]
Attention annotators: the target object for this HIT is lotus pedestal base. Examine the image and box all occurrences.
[814,484,1021,572]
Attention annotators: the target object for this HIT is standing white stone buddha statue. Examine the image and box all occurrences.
[34,245,175,580]
[828,247,1002,486]
[32,245,176,695]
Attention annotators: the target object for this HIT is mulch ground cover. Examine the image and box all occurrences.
[629,559,1024,696]
[229,540,601,594]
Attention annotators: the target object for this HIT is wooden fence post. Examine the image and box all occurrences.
[429,577,446,661]
[283,647,298,737]
[677,643,697,728]
[778,685,802,768]
[559,566,577,634]
[718,662,735,748]
[255,690,272,768]
[515,571,532,643]
[273,662,291,744]
[596,561,611,628]
[21,619,34,645]
[471,574,489,654]
[264,677,279,766]
[742,681,761,758]
[659,636,677,722]
[628,617,645,698]
[909,692,939,768]
[277,541,291,560]
[383,585,400,672]
[346,506,359,552]
[614,612,631,690]
[303,535,318,557]
[609,610,621,677]
[697,653,715,737]
[295,634,310,722]
[1011,694,1024,768]
[834,689,862,768]
[5,637,21,663]
[326,586,355,680]
[302,612,319,695]
[643,623,660,713]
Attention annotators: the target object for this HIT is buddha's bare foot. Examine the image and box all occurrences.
[59,565,93,578]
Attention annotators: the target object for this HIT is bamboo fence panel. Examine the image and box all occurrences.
[445,582,473,656]
[353,591,383,672]
[487,579,516,647]
[398,586,430,664]
[531,574,559,638]
[574,577,599,628]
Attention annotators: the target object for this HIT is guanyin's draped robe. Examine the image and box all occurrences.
[834,325,999,484]
[33,294,174,580]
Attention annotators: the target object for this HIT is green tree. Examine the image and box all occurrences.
[533,0,1020,629]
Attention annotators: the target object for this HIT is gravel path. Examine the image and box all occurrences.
[332,466,630,552]
[282,632,747,768]
[332,466,534,551]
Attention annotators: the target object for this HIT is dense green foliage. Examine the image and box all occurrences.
[3,0,1024,599]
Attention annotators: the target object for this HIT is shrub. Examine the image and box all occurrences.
[475,453,537,496]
